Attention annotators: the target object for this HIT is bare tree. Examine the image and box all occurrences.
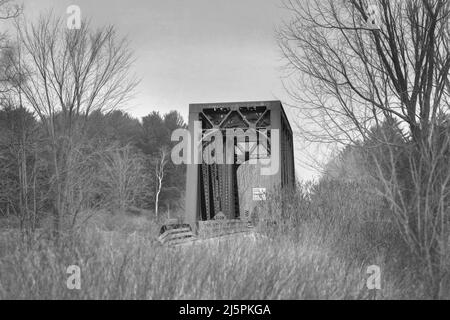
[98,145,147,215]
[0,103,41,233]
[6,14,138,235]
[372,119,450,298]
[0,2,36,233]
[154,147,168,219]
[278,0,450,145]
[278,0,450,297]
[0,0,21,52]
[0,0,20,19]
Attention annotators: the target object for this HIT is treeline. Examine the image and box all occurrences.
[320,116,450,298]
[0,107,186,231]
[0,6,187,233]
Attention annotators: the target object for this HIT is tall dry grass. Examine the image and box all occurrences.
[0,180,442,299]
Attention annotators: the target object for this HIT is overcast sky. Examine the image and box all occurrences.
[20,0,319,180]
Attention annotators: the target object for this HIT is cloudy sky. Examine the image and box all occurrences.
[20,0,319,180]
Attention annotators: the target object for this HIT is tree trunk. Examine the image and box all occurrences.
[155,190,160,219]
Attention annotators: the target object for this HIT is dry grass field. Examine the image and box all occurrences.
[0,181,441,300]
